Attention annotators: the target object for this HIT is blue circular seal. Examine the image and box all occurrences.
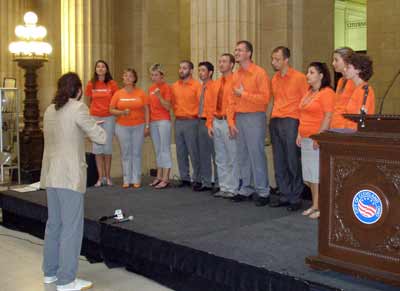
[352,189,383,225]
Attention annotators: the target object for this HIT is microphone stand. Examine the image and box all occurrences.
[359,85,369,128]
[378,69,400,115]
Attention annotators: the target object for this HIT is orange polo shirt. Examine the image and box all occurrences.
[271,67,308,119]
[343,83,375,130]
[85,80,119,117]
[110,87,149,126]
[197,80,215,119]
[171,78,201,118]
[299,87,335,138]
[148,82,172,121]
[204,74,233,128]
[330,78,356,128]
[227,62,271,127]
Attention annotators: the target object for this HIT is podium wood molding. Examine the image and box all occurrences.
[306,115,400,287]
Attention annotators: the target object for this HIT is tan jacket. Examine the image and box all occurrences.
[40,99,106,193]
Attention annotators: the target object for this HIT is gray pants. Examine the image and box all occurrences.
[43,187,84,285]
[236,112,269,197]
[175,119,200,183]
[150,120,172,168]
[198,119,218,187]
[213,118,239,193]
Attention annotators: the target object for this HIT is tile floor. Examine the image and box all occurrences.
[0,224,172,291]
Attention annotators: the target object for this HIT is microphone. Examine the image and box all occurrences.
[99,209,124,222]
[378,69,400,114]
[112,215,134,224]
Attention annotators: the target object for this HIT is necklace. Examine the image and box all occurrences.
[301,89,318,107]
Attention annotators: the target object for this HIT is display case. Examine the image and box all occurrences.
[0,87,21,184]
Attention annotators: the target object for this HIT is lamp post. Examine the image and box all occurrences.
[9,11,52,182]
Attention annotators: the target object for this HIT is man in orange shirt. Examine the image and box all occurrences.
[196,61,218,192]
[228,40,271,206]
[171,61,202,188]
[205,53,239,198]
[269,46,308,211]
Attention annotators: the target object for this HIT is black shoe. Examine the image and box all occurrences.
[210,187,220,195]
[287,202,302,212]
[231,194,249,202]
[192,182,202,191]
[269,200,290,208]
[254,195,270,207]
[177,180,191,188]
[194,186,212,192]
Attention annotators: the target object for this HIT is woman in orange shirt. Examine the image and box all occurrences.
[331,47,356,129]
[342,53,375,130]
[110,69,150,188]
[296,62,335,219]
[148,64,172,189]
[85,60,119,187]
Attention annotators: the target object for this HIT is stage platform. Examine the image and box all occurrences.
[0,178,397,291]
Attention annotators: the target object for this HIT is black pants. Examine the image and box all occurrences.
[270,117,304,204]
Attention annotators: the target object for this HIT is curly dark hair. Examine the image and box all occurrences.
[308,62,331,89]
[348,53,373,81]
[90,60,113,89]
[53,72,82,110]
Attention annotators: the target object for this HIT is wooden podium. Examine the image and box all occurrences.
[306,114,400,287]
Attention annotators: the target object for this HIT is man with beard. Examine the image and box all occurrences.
[171,60,202,189]
[269,46,308,211]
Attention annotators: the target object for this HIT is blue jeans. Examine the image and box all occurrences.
[115,123,145,184]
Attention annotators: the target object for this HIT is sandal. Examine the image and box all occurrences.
[94,180,102,187]
[149,178,161,187]
[122,183,130,189]
[302,207,316,216]
[106,178,113,186]
[155,180,169,189]
[132,183,141,189]
[309,210,320,219]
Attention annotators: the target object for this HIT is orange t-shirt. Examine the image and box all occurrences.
[271,67,308,119]
[85,80,119,117]
[330,78,356,128]
[204,74,233,128]
[148,82,172,121]
[299,87,335,138]
[227,62,271,127]
[343,83,375,130]
[197,80,215,119]
[171,78,201,118]
[110,87,149,126]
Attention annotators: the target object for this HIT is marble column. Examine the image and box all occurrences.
[61,0,115,87]
[190,0,262,78]
[368,0,400,113]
